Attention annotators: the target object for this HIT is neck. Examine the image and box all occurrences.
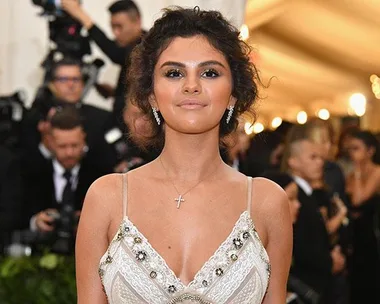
[158,127,223,182]
[358,160,374,172]
[292,171,311,185]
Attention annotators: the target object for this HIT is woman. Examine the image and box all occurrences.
[346,130,380,303]
[76,7,292,304]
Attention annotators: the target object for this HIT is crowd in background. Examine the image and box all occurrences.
[227,118,380,304]
[0,1,379,304]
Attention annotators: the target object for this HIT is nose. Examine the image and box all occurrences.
[182,74,201,95]
[65,146,76,158]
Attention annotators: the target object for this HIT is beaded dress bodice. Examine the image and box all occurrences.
[99,175,271,304]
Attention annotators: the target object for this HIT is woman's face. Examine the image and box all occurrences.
[348,138,373,164]
[152,35,235,135]
[284,182,301,224]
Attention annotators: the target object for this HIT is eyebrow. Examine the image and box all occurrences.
[160,60,226,69]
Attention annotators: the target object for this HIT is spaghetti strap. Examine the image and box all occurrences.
[247,176,253,214]
[122,173,128,218]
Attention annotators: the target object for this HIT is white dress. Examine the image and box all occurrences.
[99,175,271,304]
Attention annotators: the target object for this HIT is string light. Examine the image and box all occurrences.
[297,111,308,124]
[239,24,249,41]
[271,117,282,129]
[349,93,366,117]
[253,122,264,134]
[317,109,330,120]
[244,122,254,135]
[370,74,380,99]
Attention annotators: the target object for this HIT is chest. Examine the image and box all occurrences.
[100,211,270,304]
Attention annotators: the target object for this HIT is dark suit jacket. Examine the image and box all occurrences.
[292,187,333,299]
[0,146,24,251]
[20,101,116,174]
[0,146,23,232]
[22,155,104,227]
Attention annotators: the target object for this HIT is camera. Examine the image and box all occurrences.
[0,91,27,150]
[31,0,91,78]
[46,205,79,255]
[32,0,78,17]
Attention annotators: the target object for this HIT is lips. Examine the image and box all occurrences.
[178,99,207,109]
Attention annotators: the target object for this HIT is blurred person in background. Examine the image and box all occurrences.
[307,118,348,203]
[336,126,359,178]
[306,118,350,304]
[282,124,346,303]
[224,121,251,172]
[263,171,323,304]
[0,145,23,254]
[62,0,145,129]
[245,130,284,177]
[346,130,380,303]
[24,108,105,237]
[23,58,115,174]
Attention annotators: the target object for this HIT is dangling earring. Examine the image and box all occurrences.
[226,105,234,124]
[152,107,161,125]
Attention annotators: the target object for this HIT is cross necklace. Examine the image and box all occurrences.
[159,157,222,209]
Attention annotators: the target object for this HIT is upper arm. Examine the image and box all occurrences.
[253,178,292,304]
[75,174,121,304]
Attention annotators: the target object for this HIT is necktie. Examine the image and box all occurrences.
[62,170,74,207]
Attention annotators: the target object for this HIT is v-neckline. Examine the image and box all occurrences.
[120,210,251,288]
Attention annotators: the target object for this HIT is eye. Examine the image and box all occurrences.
[164,69,183,78]
[201,69,220,78]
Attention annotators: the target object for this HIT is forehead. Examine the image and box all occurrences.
[52,127,83,140]
[55,65,81,76]
[350,138,365,146]
[111,12,134,24]
[156,36,228,67]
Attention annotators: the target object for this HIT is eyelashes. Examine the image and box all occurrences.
[164,68,220,79]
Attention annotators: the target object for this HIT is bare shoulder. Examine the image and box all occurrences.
[84,173,124,215]
[251,177,289,214]
[250,177,291,244]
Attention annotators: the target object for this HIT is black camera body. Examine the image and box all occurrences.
[31,0,91,78]
[32,0,80,17]
[0,91,26,150]
[47,205,79,255]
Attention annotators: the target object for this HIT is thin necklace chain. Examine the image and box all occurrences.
[159,156,222,208]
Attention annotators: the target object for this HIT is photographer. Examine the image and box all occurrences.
[62,0,145,128]
[24,107,104,236]
[0,146,23,253]
[24,57,116,173]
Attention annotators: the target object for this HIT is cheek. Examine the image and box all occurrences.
[205,80,233,102]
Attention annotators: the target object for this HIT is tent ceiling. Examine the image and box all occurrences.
[245,0,380,123]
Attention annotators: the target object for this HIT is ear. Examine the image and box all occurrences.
[228,96,237,109]
[288,155,299,171]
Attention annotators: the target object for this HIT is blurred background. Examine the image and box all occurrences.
[1,0,379,131]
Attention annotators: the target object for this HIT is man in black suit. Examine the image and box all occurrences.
[0,146,23,252]
[284,125,346,303]
[62,0,145,128]
[24,108,104,235]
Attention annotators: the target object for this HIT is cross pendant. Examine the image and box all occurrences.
[174,195,185,209]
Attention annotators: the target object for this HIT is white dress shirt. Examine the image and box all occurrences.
[293,176,313,196]
[52,159,80,202]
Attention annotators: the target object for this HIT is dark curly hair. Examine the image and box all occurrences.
[351,130,380,164]
[127,6,259,149]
